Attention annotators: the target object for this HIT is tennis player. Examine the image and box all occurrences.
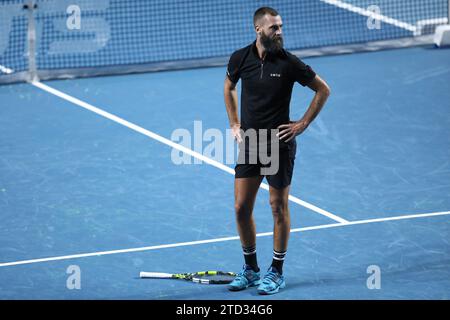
[224,7,331,295]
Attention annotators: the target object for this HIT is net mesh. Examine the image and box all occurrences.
[0,0,449,82]
[0,2,28,75]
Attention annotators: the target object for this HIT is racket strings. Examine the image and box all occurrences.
[192,271,236,284]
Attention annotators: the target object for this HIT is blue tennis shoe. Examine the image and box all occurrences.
[257,266,286,295]
[228,265,261,291]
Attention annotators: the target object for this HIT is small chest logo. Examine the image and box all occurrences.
[270,73,281,78]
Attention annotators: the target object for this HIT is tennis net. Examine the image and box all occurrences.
[1,0,448,83]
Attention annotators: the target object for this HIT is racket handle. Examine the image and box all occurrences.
[140,272,173,278]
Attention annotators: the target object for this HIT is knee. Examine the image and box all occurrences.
[234,203,251,221]
[270,199,288,220]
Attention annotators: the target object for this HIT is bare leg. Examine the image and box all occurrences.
[269,185,291,268]
[234,176,264,249]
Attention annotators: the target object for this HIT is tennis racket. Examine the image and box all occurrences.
[139,271,236,284]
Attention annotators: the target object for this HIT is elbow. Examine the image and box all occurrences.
[313,78,330,98]
[224,83,236,94]
[322,83,331,97]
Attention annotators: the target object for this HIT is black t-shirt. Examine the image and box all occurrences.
[227,41,316,132]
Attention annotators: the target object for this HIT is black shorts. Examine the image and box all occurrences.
[235,139,297,189]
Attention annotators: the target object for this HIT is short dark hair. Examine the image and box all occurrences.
[253,7,279,26]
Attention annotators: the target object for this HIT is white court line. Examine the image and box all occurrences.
[0,210,448,268]
[30,80,348,224]
[320,0,417,32]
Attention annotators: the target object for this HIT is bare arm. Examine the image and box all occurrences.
[223,76,242,142]
[278,75,331,142]
[301,74,331,126]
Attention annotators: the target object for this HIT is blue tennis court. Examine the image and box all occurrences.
[1,0,449,300]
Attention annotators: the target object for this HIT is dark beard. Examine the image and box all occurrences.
[260,32,284,55]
